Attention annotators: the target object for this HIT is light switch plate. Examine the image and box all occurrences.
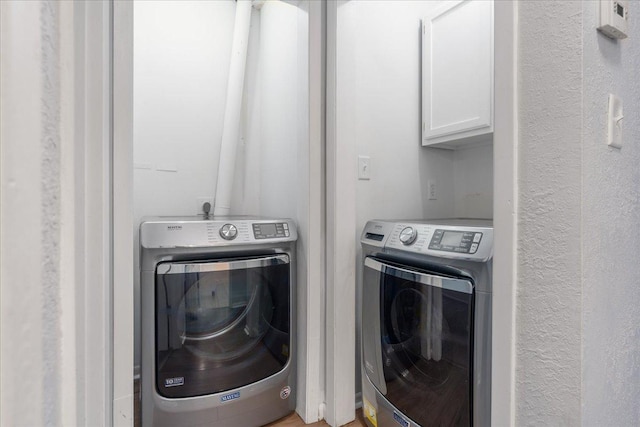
[358,156,371,180]
[607,94,623,148]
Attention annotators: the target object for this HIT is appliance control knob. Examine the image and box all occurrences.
[399,226,417,245]
[219,224,238,240]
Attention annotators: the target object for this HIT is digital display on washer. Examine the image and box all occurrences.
[253,222,290,239]
[429,229,481,254]
[261,224,276,236]
[440,231,464,247]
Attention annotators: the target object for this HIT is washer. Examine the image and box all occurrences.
[140,216,297,427]
[360,219,492,427]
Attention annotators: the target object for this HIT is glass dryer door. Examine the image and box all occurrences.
[155,254,291,398]
[362,257,474,426]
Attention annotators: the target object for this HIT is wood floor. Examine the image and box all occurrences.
[134,379,367,427]
[264,410,367,427]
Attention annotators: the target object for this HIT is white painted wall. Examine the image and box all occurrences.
[453,144,493,219]
[252,1,302,217]
[335,0,494,400]
[133,1,235,212]
[517,2,640,425]
[581,2,640,425]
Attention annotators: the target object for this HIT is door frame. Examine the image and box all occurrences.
[113,0,135,424]
[492,1,518,425]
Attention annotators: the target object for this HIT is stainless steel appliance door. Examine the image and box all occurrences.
[155,254,291,398]
[362,257,474,426]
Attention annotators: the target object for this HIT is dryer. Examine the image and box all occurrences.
[140,216,297,427]
[360,219,492,427]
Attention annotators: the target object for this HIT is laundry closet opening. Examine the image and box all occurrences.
[132,0,322,424]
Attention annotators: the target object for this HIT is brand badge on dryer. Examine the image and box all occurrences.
[393,411,410,427]
[220,391,241,402]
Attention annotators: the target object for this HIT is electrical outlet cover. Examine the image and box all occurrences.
[428,180,437,200]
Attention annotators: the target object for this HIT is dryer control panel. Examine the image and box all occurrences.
[361,219,493,262]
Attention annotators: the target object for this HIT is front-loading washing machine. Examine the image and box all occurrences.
[360,219,492,427]
[140,216,297,427]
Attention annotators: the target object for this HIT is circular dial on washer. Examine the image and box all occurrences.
[399,226,418,245]
[219,224,238,240]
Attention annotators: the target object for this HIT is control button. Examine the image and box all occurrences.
[283,223,289,230]
[470,243,479,253]
[399,227,418,245]
[219,224,238,240]
[473,233,482,243]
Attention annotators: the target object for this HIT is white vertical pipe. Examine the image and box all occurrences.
[214,0,252,216]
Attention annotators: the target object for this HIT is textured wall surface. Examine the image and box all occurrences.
[1,1,61,424]
[517,2,583,425]
[40,1,62,422]
[581,2,640,425]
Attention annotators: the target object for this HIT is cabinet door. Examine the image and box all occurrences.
[422,0,493,148]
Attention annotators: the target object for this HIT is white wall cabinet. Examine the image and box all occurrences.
[422,0,493,148]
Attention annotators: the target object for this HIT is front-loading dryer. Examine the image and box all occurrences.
[360,219,492,427]
[140,216,297,427]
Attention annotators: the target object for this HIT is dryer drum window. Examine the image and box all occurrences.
[363,257,474,427]
[154,255,291,399]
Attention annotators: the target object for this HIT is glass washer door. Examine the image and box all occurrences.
[155,254,290,398]
[362,257,474,427]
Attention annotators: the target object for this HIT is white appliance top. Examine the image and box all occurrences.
[361,219,493,262]
[140,216,297,249]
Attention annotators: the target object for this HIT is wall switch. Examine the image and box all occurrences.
[428,180,437,200]
[607,94,623,148]
[358,155,371,180]
[196,197,214,215]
